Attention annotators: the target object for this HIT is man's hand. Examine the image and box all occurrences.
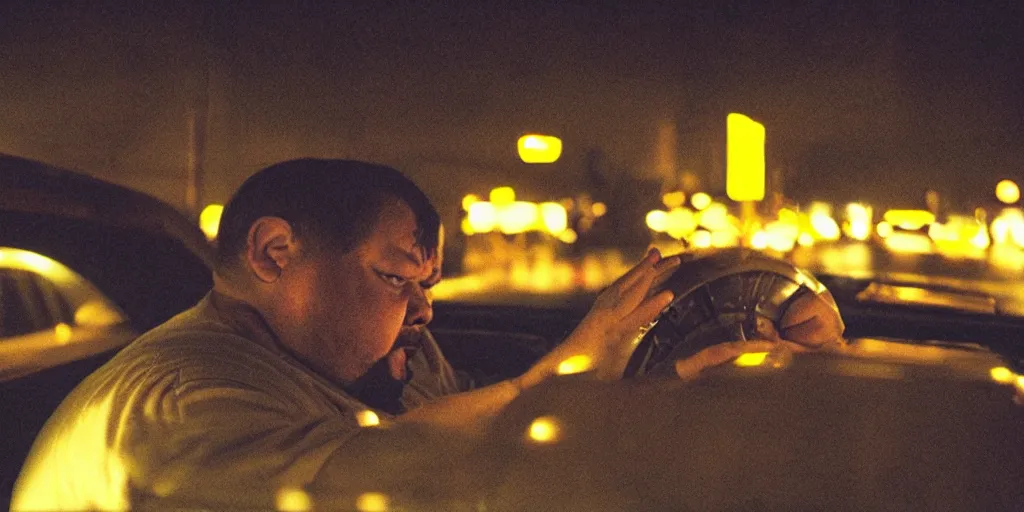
[674,287,846,381]
[517,249,681,388]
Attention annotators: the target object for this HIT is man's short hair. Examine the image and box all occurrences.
[215,159,440,271]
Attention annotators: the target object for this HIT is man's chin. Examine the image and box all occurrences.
[344,352,412,415]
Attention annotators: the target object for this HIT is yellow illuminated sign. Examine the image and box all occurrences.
[518,134,563,164]
[726,113,766,202]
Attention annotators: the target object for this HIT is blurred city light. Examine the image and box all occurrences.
[557,229,578,244]
[646,210,668,232]
[665,207,697,239]
[844,203,873,241]
[461,193,480,211]
[726,113,766,202]
[497,202,539,234]
[539,202,568,235]
[690,230,712,248]
[883,209,935,230]
[995,179,1020,204]
[809,210,841,241]
[467,202,498,232]
[662,191,686,208]
[517,134,563,163]
[691,192,712,211]
[877,221,894,238]
[199,203,224,241]
[489,186,516,205]
[591,202,607,217]
[884,232,934,254]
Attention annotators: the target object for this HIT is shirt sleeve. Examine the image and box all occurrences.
[121,373,487,510]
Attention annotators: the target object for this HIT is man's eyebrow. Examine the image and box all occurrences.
[385,243,425,267]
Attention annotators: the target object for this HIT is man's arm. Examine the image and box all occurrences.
[395,249,680,434]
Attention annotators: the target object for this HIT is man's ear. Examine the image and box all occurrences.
[244,217,299,283]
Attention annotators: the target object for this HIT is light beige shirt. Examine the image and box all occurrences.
[13,292,468,510]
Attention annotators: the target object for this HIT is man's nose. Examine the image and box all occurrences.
[405,286,434,326]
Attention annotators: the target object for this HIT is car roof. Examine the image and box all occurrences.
[0,153,214,269]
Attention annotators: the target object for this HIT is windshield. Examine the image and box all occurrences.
[1,4,1021,312]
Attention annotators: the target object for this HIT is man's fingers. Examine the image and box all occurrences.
[616,289,674,338]
[673,340,779,381]
[647,256,681,296]
[780,291,845,347]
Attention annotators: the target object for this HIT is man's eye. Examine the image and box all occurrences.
[380,273,407,287]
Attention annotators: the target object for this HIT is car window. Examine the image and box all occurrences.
[32,272,76,325]
[0,269,37,337]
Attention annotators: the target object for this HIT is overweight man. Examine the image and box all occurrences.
[14,159,841,509]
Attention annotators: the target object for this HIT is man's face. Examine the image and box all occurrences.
[283,199,441,385]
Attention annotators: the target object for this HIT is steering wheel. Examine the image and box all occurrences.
[622,248,834,378]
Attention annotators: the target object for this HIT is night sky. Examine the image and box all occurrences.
[1,1,1021,215]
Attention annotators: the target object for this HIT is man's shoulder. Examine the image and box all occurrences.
[107,299,282,386]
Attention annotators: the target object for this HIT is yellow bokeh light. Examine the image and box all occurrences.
[276,487,312,512]
[556,354,594,375]
[54,322,72,344]
[797,232,814,247]
[751,230,769,250]
[356,410,381,428]
[467,202,497,233]
[970,228,991,249]
[592,202,607,217]
[557,229,579,244]
[726,113,766,202]
[810,212,841,240]
[884,232,934,254]
[489,186,516,205]
[698,203,730,231]
[883,209,935,231]
[690,230,712,248]
[996,179,1020,204]
[666,207,697,240]
[461,193,480,211]
[662,191,686,208]
[691,192,712,211]
[199,203,224,241]
[990,366,1015,384]
[527,416,561,444]
[460,217,474,236]
[497,201,540,235]
[539,202,568,235]
[355,492,390,512]
[646,210,668,232]
[734,352,769,367]
[518,134,563,164]
[877,221,894,238]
